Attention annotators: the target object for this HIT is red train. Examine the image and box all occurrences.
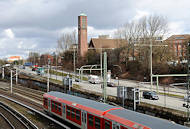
[43,91,189,129]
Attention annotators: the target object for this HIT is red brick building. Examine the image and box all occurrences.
[166,34,190,60]
[78,13,88,57]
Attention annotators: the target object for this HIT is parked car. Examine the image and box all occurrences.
[143,91,159,100]
[88,75,101,84]
[107,82,116,87]
[75,78,80,82]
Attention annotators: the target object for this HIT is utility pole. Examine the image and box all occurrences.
[100,48,102,81]
[186,42,190,123]
[47,58,50,92]
[150,39,153,91]
[2,67,4,79]
[16,69,18,84]
[10,69,12,94]
[103,52,107,103]
[134,41,167,91]
[74,48,76,81]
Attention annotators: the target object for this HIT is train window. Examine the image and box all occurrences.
[88,114,94,127]
[95,117,101,129]
[84,113,86,123]
[113,124,119,129]
[52,101,54,109]
[55,102,57,110]
[105,120,111,129]
[63,105,65,114]
[58,104,61,112]
[121,126,128,129]
[71,108,75,118]
[44,98,48,106]
[76,110,80,120]
[67,106,70,116]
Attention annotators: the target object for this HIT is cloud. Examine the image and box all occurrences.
[4,29,15,39]
[0,0,190,58]
[132,10,149,21]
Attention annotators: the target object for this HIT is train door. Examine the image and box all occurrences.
[82,111,87,129]
[62,104,66,119]
[112,122,120,129]
[48,98,51,112]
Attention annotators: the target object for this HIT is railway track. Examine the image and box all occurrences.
[0,102,37,129]
[13,88,43,102]
[0,86,70,129]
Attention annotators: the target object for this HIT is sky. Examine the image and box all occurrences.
[0,0,190,59]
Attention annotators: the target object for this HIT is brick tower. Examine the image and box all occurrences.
[78,13,88,57]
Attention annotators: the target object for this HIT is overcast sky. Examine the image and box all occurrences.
[0,0,190,59]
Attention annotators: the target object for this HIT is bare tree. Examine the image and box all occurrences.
[115,14,169,62]
[57,30,77,53]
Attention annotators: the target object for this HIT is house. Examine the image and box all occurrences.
[88,38,127,52]
[165,34,190,61]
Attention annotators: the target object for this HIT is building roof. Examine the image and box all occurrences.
[8,56,21,59]
[89,38,127,50]
[166,34,190,41]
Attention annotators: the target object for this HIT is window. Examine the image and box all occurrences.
[121,126,128,129]
[63,105,65,114]
[44,98,48,106]
[113,124,119,129]
[52,101,54,109]
[76,110,80,120]
[71,108,75,118]
[88,114,94,127]
[95,117,101,129]
[58,103,61,112]
[55,102,57,110]
[105,121,111,129]
[67,106,70,116]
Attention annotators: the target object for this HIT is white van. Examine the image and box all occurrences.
[88,75,101,84]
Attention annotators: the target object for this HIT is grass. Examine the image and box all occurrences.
[45,69,88,81]
[158,92,184,99]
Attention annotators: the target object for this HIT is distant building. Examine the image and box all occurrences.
[88,38,127,52]
[78,13,88,57]
[165,34,190,60]
[7,56,22,63]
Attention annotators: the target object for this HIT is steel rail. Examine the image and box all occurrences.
[0,94,70,129]
[0,104,29,129]
[0,112,15,129]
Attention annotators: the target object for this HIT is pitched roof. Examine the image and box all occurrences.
[166,34,190,41]
[89,38,127,50]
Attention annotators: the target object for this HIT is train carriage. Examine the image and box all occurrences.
[43,91,189,129]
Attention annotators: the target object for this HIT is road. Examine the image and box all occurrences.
[16,66,188,112]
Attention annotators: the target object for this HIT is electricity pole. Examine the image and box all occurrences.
[47,58,50,92]
[186,42,190,123]
[103,52,107,103]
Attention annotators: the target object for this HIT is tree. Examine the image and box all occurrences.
[57,30,77,53]
[115,14,170,77]
[28,52,40,65]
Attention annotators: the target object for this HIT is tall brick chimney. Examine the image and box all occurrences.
[78,13,88,57]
